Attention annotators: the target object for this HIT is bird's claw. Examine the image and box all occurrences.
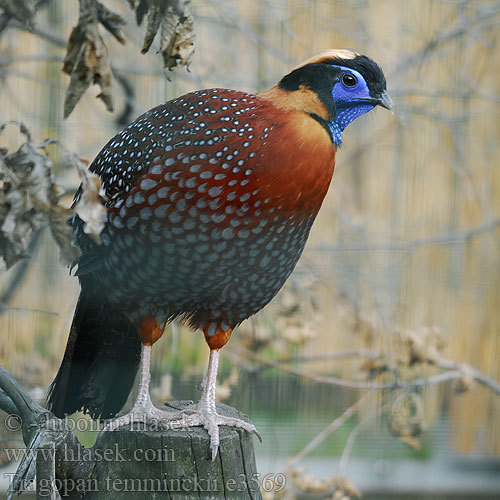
[102,404,182,432]
[179,408,260,461]
[253,428,263,443]
[101,401,260,461]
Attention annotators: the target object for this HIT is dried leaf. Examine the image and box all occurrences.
[129,0,195,70]
[277,317,316,345]
[278,289,301,316]
[359,355,393,380]
[135,0,149,26]
[63,0,115,118]
[332,476,361,499]
[404,326,445,365]
[387,393,425,450]
[0,123,104,268]
[160,8,195,69]
[96,1,127,44]
[0,0,36,27]
[141,3,162,53]
[69,154,107,244]
[0,123,58,268]
[289,467,337,494]
[454,365,475,393]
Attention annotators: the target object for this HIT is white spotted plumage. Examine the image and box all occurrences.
[74,88,321,334]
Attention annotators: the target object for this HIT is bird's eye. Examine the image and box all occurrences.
[342,73,357,88]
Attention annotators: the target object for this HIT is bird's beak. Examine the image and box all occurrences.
[377,90,394,114]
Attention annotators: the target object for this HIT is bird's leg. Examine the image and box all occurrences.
[198,348,219,415]
[180,328,261,460]
[103,320,182,431]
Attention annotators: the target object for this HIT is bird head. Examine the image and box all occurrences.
[276,49,393,146]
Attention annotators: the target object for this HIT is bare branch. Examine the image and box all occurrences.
[339,407,375,475]
[230,346,500,395]
[276,349,379,364]
[287,394,369,468]
[432,357,500,396]
[312,218,500,254]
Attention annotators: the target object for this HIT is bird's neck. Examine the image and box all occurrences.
[259,85,340,146]
[258,85,329,121]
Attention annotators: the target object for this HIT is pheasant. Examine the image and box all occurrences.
[48,49,393,459]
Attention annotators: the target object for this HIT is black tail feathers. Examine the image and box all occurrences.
[47,274,141,420]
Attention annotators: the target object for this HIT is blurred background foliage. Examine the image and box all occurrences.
[0,0,499,498]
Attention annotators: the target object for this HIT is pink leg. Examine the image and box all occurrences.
[182,348,261,460]
[103,344,180,431]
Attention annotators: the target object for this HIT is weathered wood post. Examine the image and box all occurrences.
[50,401,262,500]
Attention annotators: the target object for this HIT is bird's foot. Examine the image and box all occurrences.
[102,400,182,432]
[179,405,261,461]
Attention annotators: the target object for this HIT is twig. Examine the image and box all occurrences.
[339,401,378,475]
[231,347,500,395]
[394,5,500,76]
[311,218,500,254]
[276,349,379,364]
[10,19,66,47]
[1,306,65,319]
[286,394,369,468]
[432,358,500,396]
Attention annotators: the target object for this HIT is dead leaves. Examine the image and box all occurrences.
[453,364,476,393]
[63,0,123,118]
[63,0,195,118]
[0,122,61,268]
[387,393,425,450]
[0,0,36,28]
[158,3,195,70]
[96,1,127,44]
[4,0,196,117]
[332,477,362,500]
[238,272,321,354]
[359,326,446,382]
[0,122,106,268]
[287,468,361,500]
[132,0,196,69]
[401,326,446,366]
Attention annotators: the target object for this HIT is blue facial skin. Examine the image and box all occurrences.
[329,66,375,146]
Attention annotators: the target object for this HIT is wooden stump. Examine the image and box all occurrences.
[53,401,262,500]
